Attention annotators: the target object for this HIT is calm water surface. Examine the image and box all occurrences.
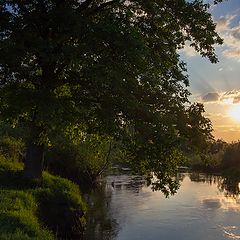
[85,172,240,240]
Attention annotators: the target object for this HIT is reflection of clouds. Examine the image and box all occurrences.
[202,198,221,209]
[201,196,240,212]
[221,197,240,211]
[103,172,240,239]
[222,226,240,239]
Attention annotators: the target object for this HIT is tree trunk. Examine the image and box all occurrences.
[23,124,45,180]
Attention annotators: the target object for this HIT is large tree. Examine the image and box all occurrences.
[0,0,222,189]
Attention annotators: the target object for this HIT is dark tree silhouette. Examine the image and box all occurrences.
[0,1,222,192]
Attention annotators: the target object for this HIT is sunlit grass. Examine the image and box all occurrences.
[0,156,87,239]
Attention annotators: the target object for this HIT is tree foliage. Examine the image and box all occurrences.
[222,141,240,172]
[0,0,223,192]
[45,132,115,185]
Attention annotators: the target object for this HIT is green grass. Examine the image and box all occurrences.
[0,156,87,239]
[0,188,53,239]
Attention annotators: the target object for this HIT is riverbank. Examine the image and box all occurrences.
[0,157,87,239]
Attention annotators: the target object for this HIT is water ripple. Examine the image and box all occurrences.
[222,226,240,239]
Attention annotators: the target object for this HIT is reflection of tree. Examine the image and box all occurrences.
[176,172,187,182]
[84,172,240,240]
[217,177,240,198]
[84,174,148,239]
[84,183,119,240]
[189,172,240,197]
[189,172,221,185]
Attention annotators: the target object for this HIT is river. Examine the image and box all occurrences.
[84,172,240,240]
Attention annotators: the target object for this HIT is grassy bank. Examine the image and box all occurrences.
[0,156,87,239]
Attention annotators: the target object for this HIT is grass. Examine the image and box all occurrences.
[0,155,87,239]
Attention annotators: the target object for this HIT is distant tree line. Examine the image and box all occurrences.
[187,138,240,177]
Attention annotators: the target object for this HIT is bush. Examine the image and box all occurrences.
[0,155,23,172]
[45,133,115,185]
[0,136,25,162]
[221,141,240,175]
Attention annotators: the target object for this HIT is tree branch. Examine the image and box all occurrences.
[96,140,113,177]
[86,0,123,16]
[37,0,47,13]
[17,3,29,15]
[78,0,95,11]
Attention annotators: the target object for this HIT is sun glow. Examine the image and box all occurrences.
[229,105,240,123]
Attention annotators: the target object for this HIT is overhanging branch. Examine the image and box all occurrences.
[78,0,95,11]
[86,0,124,16]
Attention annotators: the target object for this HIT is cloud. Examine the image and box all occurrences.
[221,90,240,104]
[233,96,240,104]
[181,14,240,60]
[207,113,228,119]
[232,27,240,40]
[202,92,220,102]
[216,15,236,32]
[215,15,240,60]
[223,46,240,60]
[200,90,240,104]
[180,42,198,57]
[180,14,240,60]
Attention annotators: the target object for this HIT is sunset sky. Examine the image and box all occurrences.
[181,0,240,142]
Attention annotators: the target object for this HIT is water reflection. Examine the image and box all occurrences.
[84,175,146,240]
[84,172,240,240]
[222,226,240,239]
[219,178,240,197]
[188,172,240,197]
[202,198,221,209]
[83,182,119,240]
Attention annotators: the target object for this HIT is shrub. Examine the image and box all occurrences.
[221,141,240,175]
[45,133,115,185]
[0,136,25,162]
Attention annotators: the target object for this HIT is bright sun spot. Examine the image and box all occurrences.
[229,105,240,123]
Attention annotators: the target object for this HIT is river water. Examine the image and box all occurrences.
[84,172,240,240]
